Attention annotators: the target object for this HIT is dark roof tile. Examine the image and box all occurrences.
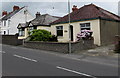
[17,22,29,28]
[1,7,24,20]
[51,4,120,24]
[30,14,60,26]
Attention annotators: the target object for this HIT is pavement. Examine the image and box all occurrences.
[79,44,118,57]
[1,44,119,77]
[22,44,119,67]
[68,44,119,67]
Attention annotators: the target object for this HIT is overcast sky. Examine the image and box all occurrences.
[0,0,120,17]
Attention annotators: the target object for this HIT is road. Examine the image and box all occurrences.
[1,44,119,77]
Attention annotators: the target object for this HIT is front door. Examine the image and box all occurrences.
[70,25,73,41]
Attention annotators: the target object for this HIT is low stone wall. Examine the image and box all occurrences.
[1,35,23,45]
[71,40,94,52]
[24,40,94,53]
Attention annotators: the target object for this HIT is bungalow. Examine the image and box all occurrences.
[51,4,120,46]
[18,12,60,39]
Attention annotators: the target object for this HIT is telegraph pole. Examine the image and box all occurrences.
[68,0,71,53]
[23,6,28,46]
[24,6,28,23]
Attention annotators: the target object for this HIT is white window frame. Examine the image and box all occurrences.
[3,20,6,26]
[29,27,34,32]
[80,23,90,30]
[8,20,10,27]
[56,26,63,36]
[19,28,25,36]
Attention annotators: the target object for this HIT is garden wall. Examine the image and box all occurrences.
[1,35,23,45]
[24,40,94,53]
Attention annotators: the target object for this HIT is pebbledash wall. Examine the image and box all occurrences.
[24,40,94,53]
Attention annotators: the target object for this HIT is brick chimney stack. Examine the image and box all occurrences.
[72,5,78,12]
[36,12,41,18]
[13,6,20,11]
[2,11,7,16]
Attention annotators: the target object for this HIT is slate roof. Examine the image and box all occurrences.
[30,14,60,26]
[17,14,60,29]
[1,7,24,20]
[17,22,29,29]
[51,4,120,25]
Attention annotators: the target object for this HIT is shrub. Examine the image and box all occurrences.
[76,29,93,41]
[49,35,58,42]
[29,29,57,42]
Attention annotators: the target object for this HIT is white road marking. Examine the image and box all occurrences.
[0,51,6,53]
[56,66,96,78]
[13,54,37,62]
[2,51,6,53]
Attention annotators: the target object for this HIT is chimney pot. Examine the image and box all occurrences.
[2,11,7,16]
[36,12,41,18]
[13,6,20,11]
[72,5,78,12]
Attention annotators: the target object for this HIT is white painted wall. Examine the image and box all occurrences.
[18,26,51,39]
[51,19,101,45]
[37,26,51,32]
[0,7,34,35]
[51,23,70,42]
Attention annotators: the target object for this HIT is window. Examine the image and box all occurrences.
[56,26,63,36]
[34,26,37,29]
[0,27,1,34]
[8,30,9,35]
[80,23,90,30]
[4,20,6,26]
[29,26,37,35]
[29,26,37,32]
[19,28,25,36]
[8,20,10,26]
[29,27,34,32]
[4,31,6,35]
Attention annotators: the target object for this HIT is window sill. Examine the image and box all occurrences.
[19,35,25,37]
[57,36,63,38]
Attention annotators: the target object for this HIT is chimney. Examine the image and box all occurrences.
[2,11,7,16]
[72,5,78,12]
[13,6,20,11]
[36,12,41,18]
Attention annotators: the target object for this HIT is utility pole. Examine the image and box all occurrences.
[24,6,28,23]
[68,0,71,53]
[23,6,28,46]
[0,27,1,35]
